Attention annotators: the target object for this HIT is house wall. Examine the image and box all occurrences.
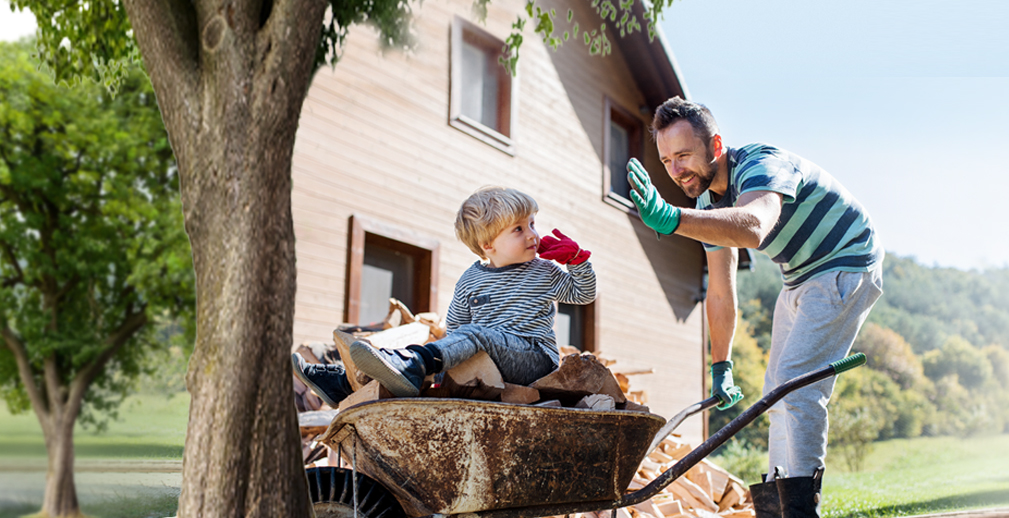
[290,0,709,443]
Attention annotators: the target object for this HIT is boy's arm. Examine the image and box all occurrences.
[552,261,597,305]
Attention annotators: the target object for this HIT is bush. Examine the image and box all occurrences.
[711,438,767,486]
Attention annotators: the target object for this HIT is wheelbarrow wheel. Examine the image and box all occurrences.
[306,466,406,518]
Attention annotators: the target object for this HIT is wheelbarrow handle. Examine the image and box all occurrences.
[619,353,866,508]
[645,396,720,455]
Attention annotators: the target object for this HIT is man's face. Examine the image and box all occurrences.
[656,120,718,199]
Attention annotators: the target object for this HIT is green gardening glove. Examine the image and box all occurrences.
[711,360,744,410]
[626,158,681,235]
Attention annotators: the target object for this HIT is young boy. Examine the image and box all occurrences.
[293,186,596,402]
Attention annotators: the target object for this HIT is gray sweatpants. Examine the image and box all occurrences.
[434,324,557,386]
[764,266,883,478]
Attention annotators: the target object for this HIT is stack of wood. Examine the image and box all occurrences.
[294,299,754,517]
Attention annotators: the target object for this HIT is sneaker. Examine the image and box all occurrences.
[349,341,426,397]
[291,353,354,407]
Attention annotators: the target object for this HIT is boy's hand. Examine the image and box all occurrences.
[537,229,591,265]
[627,158,681,235]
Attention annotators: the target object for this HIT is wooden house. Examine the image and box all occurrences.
[290,0,714,442]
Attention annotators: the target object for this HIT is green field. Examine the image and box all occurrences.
[3,396,1009,518]
[823,434,1009,517]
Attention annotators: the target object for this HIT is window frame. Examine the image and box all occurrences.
[345,214,440,325]
[602,96,645,213]
[449,15,518,155]
[555,298,599,353]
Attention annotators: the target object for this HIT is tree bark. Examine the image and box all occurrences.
[40,411,80,517]
[123,0,327,515]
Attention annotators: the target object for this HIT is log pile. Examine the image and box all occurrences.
[294,299,754,517]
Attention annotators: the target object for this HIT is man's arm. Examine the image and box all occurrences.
[706,246,738,363]
[706,246,745,410]
[676,191,784,249]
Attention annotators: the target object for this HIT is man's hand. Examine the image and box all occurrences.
[711,360,744,410]
[626,158,681,235]
[537,229,591,265]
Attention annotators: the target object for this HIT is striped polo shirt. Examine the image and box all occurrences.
[445,258,596,363]
[697,143,883,287]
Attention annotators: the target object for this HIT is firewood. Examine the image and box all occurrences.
[719,509,754,518]
[628,390,648,403]
[332,329,371,391]
[655,499,684,518]
[670,477,718,513]
[535,400,562,407]
[685,465,713,502]
[382,298,416,329]
[366,322,432,349]
[717,482,745,512]
[699,459,730,503]
[576,394,616,410]
[298,409,339,437]
[649,450,675,465]
[621,400,651,412]
[442,350,505,400]
[638,458,663,474]
[415,312,446,339]
[295,344,323,363]
[530,353,626,403]
[559,345,581,356]
[615,508,634,518]
[338,380,393,411]
[615,372,631,393]
[501,383,540,404]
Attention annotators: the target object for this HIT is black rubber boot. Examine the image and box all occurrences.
[776,467,824,518]
[749,467,786,518]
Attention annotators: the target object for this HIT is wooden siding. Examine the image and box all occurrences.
[291,0,708,442]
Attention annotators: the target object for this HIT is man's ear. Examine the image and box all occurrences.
[711,134,724,159]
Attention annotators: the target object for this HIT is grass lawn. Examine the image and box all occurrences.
[0,393,188,518]
[823,434,1009,517]
[0,393,188,462]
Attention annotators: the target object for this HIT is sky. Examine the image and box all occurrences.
[3,1,1007,270]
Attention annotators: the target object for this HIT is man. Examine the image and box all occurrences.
[627,97,883,518]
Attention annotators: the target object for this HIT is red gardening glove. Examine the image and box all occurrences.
[537,229,591,265]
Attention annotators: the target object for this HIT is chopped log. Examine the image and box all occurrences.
[685,465,714,502]
[655,499,684,518]
[638,458,663,474]
[501,383,540,404]
[717,482,745,512]
[719,509,755,518]
[576,394,616,411]
[415,312,447,340]
[535,400,562,407]
[298,409,339,437]
[621,400,651,412]
[332,329,371,391]
[670,477,718,513]
[615,508,634,518]
[628,390,648,403]
[615,372,631,394]
[295,344,323,363]
[382,298,416,329]
[441,350,505,400]
[559,345,581,356]
[700,459,730,503]
[338,380,393,411]
[366,321,432,349]
[648,450,675,465]
[530,353,626,403]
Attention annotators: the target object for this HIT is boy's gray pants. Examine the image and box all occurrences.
[764,266,883,478]
[434,324,557,385]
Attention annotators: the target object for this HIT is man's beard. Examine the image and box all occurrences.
[681,146,718,198]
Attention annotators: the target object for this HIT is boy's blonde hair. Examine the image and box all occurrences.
[455,187,539,259]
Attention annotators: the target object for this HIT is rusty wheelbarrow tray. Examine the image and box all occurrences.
[317,353,867,518]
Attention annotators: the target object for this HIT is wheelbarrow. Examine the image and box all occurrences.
[306,353,867,518]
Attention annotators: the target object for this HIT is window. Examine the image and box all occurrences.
[553,300,598,352]
[603,97,644,211]
[345,215,440,326]
[450,16,516,153]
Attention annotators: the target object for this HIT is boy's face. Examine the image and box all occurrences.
[482,214,540,268]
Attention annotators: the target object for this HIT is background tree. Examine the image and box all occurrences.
[0,40,194,517]
[5,0,679,514]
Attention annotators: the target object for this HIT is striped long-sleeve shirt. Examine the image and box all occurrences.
[697,143,884,287]
[445,258,596,362]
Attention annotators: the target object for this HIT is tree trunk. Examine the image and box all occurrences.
[40,411,80,517]
[122,2,327,516]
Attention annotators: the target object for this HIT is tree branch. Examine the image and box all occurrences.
[0,241,24,286]
[67,306,149,413]
[43,353,64,417]
[1,326,48,422]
